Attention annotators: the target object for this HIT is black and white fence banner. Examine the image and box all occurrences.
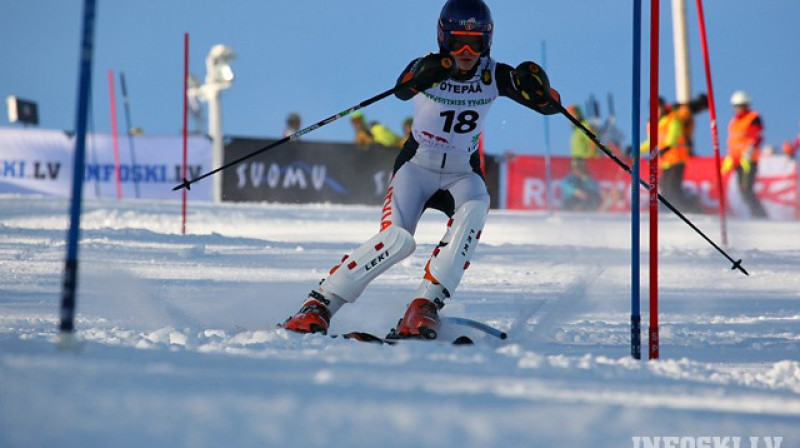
[222,138,400,205]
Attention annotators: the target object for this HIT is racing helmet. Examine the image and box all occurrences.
[437,0,494,56]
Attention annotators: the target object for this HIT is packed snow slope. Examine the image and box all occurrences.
[1,195,798,448]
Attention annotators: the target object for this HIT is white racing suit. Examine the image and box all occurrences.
[319,57,502,307]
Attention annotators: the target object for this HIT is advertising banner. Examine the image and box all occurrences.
[222,138,502,207]
[506,154,798,220]
[0,128,212,200]
[222,138,398,205]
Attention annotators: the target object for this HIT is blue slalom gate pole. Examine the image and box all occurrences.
[541,41,554,212]
[630,0,643,360]
[119,72,141,199]
[59,0,97,337]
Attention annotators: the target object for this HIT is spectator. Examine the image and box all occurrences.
[567,105,599,159]
[350,111,374,148]
[668,93,708,156]
[398,117,413,147]
[560,158,602,211]
[782,124,799,159]
[782,138,799,159]
[641,97,698,212]
[722,90,767,218]
[283,112,301,138]
[368,120,402,148]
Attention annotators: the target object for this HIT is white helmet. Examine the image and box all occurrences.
[730,90,751,107]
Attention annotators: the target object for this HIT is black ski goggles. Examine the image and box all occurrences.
[445,31,487,55]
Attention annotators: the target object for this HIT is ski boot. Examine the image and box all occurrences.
[283,291,332,335]
[387,298,443,340]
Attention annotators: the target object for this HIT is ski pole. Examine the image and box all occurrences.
[443,317,508,340]
[172,79,415,192]
[551,99,748,275]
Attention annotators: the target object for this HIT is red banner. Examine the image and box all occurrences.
[505,155,798,220]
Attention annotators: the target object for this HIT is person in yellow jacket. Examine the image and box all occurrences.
[350,112,403,149]
[668,93,708,156]
[368,120,402,148]
[723,90,767,218]
[641,97,697,211]
[567,105,599,159]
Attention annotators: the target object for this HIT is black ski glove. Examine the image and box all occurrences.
[409,53,457,91]
[514,61,552,105]
[513,61,561,114]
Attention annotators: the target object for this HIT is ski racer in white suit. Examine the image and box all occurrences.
[284,0,561,338]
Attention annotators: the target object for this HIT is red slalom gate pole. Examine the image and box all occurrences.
[182,33,189,235]
[695,0,729,247]
[108,69,122,200]
[648,0,660,360]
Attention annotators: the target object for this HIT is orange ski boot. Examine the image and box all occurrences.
[388,298,442,340]
[283,292,332,335]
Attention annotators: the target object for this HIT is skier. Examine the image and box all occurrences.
[283,0,561,339]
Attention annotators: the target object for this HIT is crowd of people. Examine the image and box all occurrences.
[282,111,412,150]
[559,89,797,218]
[349,112,414,149]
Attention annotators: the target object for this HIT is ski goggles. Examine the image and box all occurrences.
[444,31,487,55]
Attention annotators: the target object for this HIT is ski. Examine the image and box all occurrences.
[330,316,506,346]
[334,331,474,346]
[280,313,506,346]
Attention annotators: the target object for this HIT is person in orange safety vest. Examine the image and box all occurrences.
[723,90,767,218]
[641,97,698,212]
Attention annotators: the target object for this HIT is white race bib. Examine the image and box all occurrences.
[412,58,499,154]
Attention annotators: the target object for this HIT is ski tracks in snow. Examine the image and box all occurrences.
[506,266,605,349]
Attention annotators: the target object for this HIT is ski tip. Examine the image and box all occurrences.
[452,336,474,345]
[499,332,508,340]
[342,331,388,344]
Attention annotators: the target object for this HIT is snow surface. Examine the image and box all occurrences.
[1,195,798,448]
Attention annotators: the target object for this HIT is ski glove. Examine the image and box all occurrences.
[408,53,457,92]
[514,61,551,104]
[513,61,561,114]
